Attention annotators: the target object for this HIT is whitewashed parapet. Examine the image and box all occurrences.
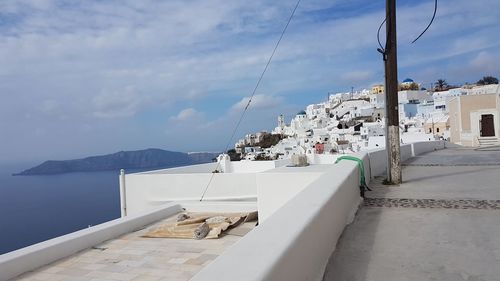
[412,140,445,156]
[365,140,446,179]
[123,159,291,215]
[401,143,413,162]
[192,142,447,281]
[191,161,362,281]
[125,173,258,215]
[367,148,388,178]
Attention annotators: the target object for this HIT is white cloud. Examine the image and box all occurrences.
[170,108,203,122]
[469,51,500,75]
[92,86,145,118]
[1,0,500,161]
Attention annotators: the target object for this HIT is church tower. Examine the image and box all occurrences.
[278,114,285,128]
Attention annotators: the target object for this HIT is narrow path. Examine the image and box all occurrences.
[323,148,500,281]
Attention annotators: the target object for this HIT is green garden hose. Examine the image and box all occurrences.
[335,156,371,197]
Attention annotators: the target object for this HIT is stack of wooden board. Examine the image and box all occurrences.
[142,211,257,239]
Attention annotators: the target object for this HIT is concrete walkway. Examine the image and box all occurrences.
[323,147,500,281]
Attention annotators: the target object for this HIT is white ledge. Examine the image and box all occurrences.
[0,203,182,281]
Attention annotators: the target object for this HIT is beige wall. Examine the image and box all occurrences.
[459,94,496,131]
[424,121,448,136]
[448,98,460,143]
[371,84,384,94]
[448,93,500,146]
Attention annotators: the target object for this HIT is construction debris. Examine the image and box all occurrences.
[177,213,190,222]
[194,222,210,239]
[142,211,258,240]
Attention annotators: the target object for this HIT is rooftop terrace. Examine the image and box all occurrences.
[323,146,500,281]
[12,211,255,281]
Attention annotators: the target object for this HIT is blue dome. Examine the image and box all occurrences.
[297,110,306,116]
[403,78,414,83]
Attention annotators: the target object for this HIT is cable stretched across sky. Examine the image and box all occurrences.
[411,0,438,44]
[200,0,302,201]
[377,0,438,55]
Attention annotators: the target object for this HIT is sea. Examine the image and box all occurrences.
[0,163,122,255]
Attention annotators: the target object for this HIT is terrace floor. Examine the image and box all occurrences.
[323,146,500,281]
[13,214,254,281]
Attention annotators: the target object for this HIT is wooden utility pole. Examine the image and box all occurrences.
[384,0,402,184]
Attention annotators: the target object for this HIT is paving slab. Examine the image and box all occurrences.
[13,214,252,281]
[405,147,500,166]
[323,207,500,281]
[368,165,500,200]
[323,147,500,281]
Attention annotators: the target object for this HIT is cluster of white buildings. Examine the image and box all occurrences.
[235,80,500,160]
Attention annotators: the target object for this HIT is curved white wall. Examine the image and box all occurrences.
[191,161,362,281]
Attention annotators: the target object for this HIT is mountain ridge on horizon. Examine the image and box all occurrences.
[14,148,220,176]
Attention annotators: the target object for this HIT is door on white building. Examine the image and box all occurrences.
[480,114,495,137]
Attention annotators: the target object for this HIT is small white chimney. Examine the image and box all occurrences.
[217,154,232,173]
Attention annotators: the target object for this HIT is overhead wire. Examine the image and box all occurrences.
[411,0,438,43]
[199,0,302,202]
[376,18,386,52]
[377,0,438,59]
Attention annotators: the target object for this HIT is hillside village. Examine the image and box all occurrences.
[234,77,500,161]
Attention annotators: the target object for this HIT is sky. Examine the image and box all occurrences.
[1,0,499,163]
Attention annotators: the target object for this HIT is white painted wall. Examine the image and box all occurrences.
[0,204,182,281]
[192,142,446,281]
[125,173,257,215]
[401,132,434,143]
[256,167,326,222]
[191,161,362,281]
[367,148,388,177]
[353,152,372,183]
[401,144,413,162]
[230,160,288,173]
[307,153,339,164]
[412,140,445,156]
[123,159,292,215]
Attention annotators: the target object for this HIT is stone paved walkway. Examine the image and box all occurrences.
[323,147,500,281]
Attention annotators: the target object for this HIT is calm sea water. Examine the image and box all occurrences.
[0,163,121,255]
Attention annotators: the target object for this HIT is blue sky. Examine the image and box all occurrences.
[1,0,499,162]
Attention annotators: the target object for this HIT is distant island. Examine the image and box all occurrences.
[14,149,220,175]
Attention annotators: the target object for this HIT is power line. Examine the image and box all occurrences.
[411,0,438,43]
[378,0,438,53]
[376,18,386,52]
[199,0,302,201]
